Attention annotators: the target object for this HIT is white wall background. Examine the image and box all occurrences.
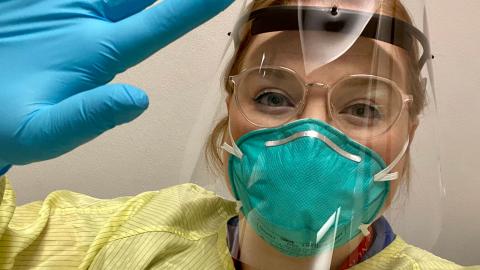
[7,0,480,266]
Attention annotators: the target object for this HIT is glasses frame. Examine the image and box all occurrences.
[229,65,413,139]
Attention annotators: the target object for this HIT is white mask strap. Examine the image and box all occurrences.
[359,223,372,236]
[358,212,384,236]
[374,139,410,182]
[220,120,244,159]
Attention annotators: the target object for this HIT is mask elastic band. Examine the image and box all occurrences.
[358,141,410,235]
[374,139,410,182]
[235,201,243,213]
[358,212,385,236]
[359,223,372,236]
[265,130,362,163]
[221,120,244,159]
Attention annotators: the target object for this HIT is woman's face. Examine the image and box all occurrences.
[224,31,416,205]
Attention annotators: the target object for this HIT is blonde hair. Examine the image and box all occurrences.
[206,0,426,178]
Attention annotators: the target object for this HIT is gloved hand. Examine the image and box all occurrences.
[0,0,233,174]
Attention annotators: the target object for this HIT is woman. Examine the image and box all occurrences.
[205,1,461,269]
[0,0,474,269]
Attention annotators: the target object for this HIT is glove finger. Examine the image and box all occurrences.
[103,0,156,22]
[110,0,233,69]
[13,84,149,164]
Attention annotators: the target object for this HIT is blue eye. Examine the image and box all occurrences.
[254,90,294,107]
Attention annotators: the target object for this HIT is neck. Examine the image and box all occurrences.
[236,215,364,270]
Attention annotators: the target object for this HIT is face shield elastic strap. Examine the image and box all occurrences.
[233,6,431,68]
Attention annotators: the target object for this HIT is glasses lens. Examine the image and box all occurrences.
[234,67,305,127]
[330,76,404,138]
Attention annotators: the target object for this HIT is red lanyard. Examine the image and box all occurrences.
[338,226,374,270]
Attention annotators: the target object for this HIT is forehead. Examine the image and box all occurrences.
[240,31,410,90]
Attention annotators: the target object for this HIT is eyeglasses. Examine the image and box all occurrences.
[230,66,413,139]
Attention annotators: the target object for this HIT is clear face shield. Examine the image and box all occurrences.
[185,0,443,269]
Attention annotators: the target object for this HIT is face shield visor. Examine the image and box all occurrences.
[182,0,443,269]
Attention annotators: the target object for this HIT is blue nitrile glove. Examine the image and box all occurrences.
[0,0,233,174]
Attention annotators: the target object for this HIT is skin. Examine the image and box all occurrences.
[222,30,417,269]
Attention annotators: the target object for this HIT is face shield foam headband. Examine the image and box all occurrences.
[232,5,431,68]
[221,118,410,257]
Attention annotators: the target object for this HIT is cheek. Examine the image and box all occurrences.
[362,113,410,165]
[230,102,258,141]
[223,99,260,194]
[383,154,408,209]
[362,117,412,208]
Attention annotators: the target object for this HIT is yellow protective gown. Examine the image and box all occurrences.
[0,176,477,270]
